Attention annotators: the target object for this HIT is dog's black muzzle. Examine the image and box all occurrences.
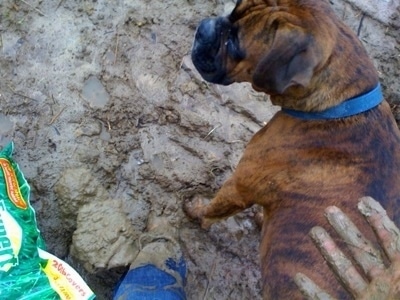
[191,17,244,85]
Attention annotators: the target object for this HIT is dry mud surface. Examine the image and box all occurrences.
[0,0,399,299]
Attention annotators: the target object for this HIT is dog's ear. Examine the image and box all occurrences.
[252,22,321,94]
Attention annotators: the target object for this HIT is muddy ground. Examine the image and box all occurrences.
[0,0,399,299]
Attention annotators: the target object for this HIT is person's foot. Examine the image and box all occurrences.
[114,217,186,300]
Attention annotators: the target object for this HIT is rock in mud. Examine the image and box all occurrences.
[70,200,140,273]
[54,167,109,222]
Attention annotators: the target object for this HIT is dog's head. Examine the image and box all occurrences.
[191,0,377,109]
[192,0,338,95]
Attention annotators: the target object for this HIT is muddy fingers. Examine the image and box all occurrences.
[309,226,368,297]
[324,205,385,279]
[294,273,336,300]
[296,197,400,300]
[358,196,400,262]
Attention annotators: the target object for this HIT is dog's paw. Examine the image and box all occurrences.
[183,195,212,229]
[183,195,207,220]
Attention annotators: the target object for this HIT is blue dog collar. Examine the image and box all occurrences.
[282,84,383,120]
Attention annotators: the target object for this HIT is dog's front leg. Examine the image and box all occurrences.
[184,176,253,229]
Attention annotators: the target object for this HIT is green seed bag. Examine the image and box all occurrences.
[0,142,95,300]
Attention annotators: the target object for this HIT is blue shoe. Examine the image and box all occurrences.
[114,218,186,300]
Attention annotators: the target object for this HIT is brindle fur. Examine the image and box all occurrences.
[187,0,400,298]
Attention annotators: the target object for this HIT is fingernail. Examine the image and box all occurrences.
[358,197,385,217]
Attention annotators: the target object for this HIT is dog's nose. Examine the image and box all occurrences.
[192,17,232,85]
[195,18,218,45]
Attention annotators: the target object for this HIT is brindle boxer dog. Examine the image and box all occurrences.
[185,0,400,299]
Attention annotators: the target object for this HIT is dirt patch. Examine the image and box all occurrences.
[0,0,399,299]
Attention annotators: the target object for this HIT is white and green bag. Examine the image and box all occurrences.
[0,142,95,300]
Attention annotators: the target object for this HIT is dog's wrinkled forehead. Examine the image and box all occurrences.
[225,0,285,38]
[228,0,279,20]
[227,0,328,22]
[228,0,257,22]
[229,0,254,20]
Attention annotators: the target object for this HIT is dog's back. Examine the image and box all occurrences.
[246,105,400,298]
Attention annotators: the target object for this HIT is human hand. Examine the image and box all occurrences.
[295,197,400,299]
